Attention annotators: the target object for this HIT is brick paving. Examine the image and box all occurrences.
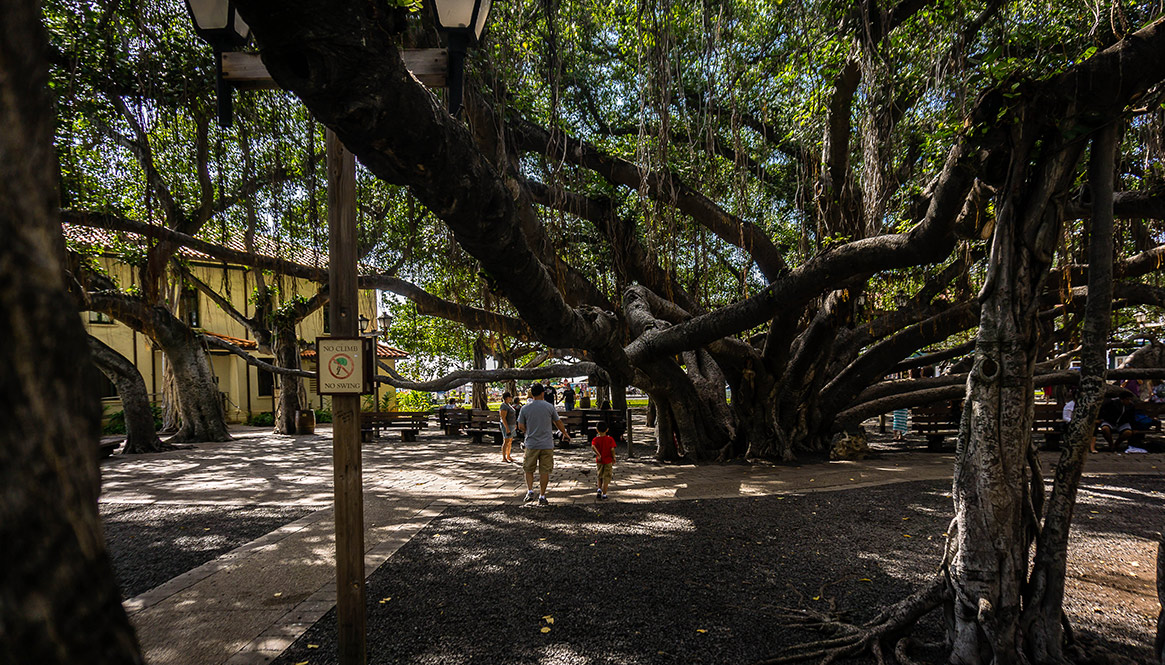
[99,425,1164,665]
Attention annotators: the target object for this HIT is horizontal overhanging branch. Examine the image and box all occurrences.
[835,367,1165,428]
[375,360,601,392]
[202,334,314,377]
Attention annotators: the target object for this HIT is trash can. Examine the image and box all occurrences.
[296,409,316,435]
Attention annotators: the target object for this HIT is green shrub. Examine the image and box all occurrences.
[246,412,275,427]
[102,404,162,435]
[315,409,333,423]
[396,390,433,411]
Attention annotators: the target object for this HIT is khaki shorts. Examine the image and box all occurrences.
[597,463,613,484]
[523,448,554,474]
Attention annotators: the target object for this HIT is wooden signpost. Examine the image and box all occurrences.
[326,129,366,665]
[217,46,448,665]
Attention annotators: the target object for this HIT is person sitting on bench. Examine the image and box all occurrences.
[1096,391,1136,453]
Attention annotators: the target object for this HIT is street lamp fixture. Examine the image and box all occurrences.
[1136,311,1148,325]
[378,312,394,337]
[183,0,251,127]
[426,0,492,117]
[358,313,371,334]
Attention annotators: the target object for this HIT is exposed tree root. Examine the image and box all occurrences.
[756,573,950,665]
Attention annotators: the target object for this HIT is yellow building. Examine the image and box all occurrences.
[67,224,405,423]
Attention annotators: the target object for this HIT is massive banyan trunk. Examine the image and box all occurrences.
[87,335,165,454]
[948,124,1083,664]
[88,293,230,442]
[1021,124,1117,664]
[272,322,302,435]
[0,2,144,659]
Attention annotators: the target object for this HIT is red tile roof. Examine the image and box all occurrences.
[301,341,408,359]
[62,223,381,273]
[202,331,258,349]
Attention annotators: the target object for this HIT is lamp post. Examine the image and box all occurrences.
[425,0,492,116]
[183,0,251,127]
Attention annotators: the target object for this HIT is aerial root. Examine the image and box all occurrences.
[755,574,950,665]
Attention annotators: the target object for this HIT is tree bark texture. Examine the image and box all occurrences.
[0,2,144,661]
[87,292,230,442]
[1022,122,1118,663]
[949,99,1088,661]
[87,335,164,454]
[272,322,302,435]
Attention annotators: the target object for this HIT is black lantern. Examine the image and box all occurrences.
[426,0,492,117]
[378,312,394,336]
[183,0,251,127]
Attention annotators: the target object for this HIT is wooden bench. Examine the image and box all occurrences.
[1033,403,1065,449]
[559,409,628,444]
[909,401,1072,450]
[436,408,470,436]
[360,410,429,442]
[465,409,502,445]
[909,402,961,451]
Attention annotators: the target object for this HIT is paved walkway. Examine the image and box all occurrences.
[99,426,1164,665]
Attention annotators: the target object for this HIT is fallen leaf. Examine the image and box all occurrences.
[902,517,910,521]
[543,615,554,621]
[541,627,551,633]
[295,661,309,665]
[903,534,912,538]
[859,578,871,582]
[812,596,820,601]
[696,629,707,634]
[273,592,282,597]
[307,644,319,649]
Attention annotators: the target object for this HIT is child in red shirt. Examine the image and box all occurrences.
[591,421,617,500]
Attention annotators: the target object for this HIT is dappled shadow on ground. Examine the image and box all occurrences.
[101,503,315,598]
[271,476,1160,665]
[273,482,958,665]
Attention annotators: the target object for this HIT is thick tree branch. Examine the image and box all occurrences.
[509,116,789,280]
[201,335,314,377]
[361,273,533,340]
[374,359,599,392]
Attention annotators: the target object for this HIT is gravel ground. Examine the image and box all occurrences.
[100,503,316,599]
[269,475,1162,665]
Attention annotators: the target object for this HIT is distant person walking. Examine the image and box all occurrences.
[562,382,576,411]
[892,408,908,441]
[518,383,570,505]
[591,421,617,500]
[499,392,517,463]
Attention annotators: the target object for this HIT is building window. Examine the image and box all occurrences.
[257,362,274,397]
[89,311,114,324]
[181,289,200,328]
[322,304,330,334]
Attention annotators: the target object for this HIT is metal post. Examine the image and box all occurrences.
[326,128,366,665]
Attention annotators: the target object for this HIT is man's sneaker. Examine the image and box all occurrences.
[596,489,603,499]
[524,490,536,502]
[538,496,549,506]
[601,493,609,500]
